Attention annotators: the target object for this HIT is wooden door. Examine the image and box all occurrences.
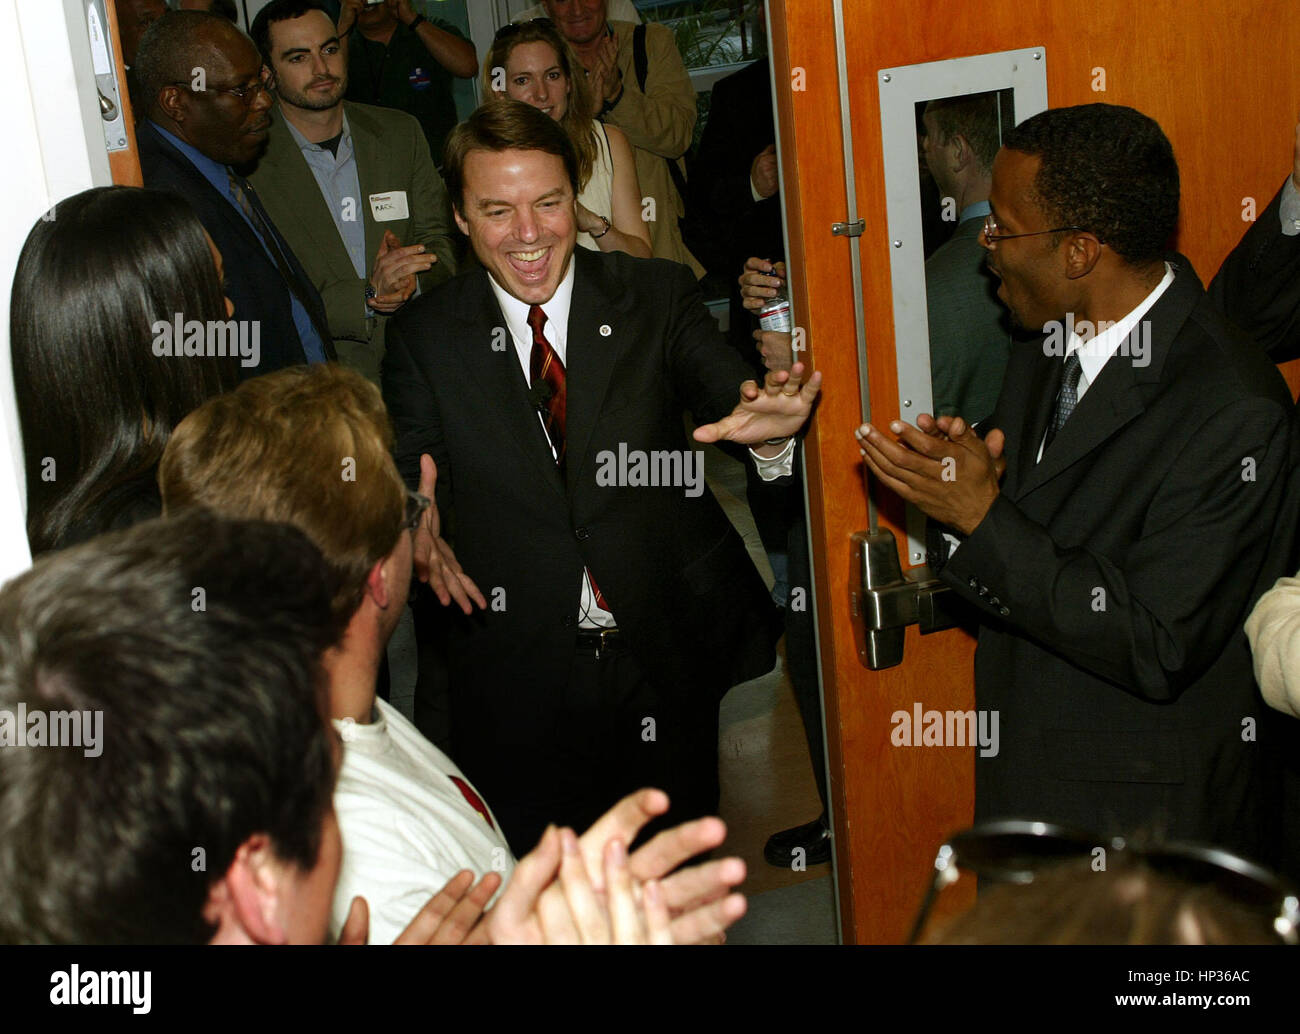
[767,0,1300,943]
[102,0,143,185]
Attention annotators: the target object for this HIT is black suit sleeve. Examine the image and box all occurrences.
[381,317,448,503]
[941,397,1294,701]
[1208,178,1300,362]
[662,260,760,425]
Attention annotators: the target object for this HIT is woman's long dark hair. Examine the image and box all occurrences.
[10,186,238,554]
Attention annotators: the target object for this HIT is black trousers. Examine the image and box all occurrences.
[454,641,722,858]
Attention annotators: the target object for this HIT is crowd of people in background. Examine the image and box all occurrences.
[4,0,1300,946]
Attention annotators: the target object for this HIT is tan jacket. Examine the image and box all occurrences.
[603,20,704,277]
[249,101,457,384]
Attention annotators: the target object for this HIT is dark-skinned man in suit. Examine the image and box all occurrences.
[134,10,334,375]
[858,104,1300,865]
[382,100,821,854]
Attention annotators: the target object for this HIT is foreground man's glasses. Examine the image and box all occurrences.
[908,819,1300,945]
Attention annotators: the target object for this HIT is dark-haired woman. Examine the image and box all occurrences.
[10,186,238,554]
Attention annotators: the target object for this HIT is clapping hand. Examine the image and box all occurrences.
[337,869,502,945]
[470,789,748,945]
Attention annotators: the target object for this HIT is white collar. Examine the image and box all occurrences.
[487,253,577,361]
[1067,262,1174,384]
[333,700,388,748]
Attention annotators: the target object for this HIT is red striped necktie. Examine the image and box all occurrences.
[527,305,567,466]
[526,305,610,613]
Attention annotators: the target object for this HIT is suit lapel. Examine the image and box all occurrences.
[565,248,635,488]
[1013,258,1199,499]
[1010,347,1063,494]
[455,273,567,501]
[347,104,384,268]
[1018,357,1146,495]
[256,113,357,288]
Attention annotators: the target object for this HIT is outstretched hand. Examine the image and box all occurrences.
[572,788,747,944]
[412,453,487,613]
[693,361,822,449]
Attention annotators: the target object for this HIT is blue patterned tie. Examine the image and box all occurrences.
[1045,351,1083,451]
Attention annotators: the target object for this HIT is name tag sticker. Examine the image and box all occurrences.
[369,191,410,222]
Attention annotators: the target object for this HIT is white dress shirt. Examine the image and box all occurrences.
[1034,261,1175,460]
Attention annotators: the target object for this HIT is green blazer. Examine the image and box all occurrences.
[249,100,457,383]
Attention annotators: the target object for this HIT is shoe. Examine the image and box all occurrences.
[764,814,832,867]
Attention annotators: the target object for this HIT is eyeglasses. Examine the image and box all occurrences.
[493,16,556,41]
[908,819,1300,945]
[169,79,271,106]
[982,212,1085,243]
[404,489,431,532]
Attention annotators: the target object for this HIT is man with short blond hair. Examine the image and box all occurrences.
[160,363,750,943]
[161,364,510,942]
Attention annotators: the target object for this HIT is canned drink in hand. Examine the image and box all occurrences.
[759,278,792,332]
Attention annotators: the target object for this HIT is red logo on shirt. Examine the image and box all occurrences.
[449,775,495,830]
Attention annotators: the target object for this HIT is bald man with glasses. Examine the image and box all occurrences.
[134,10,336,376]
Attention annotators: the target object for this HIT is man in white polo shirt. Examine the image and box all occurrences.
[158,362,749,943]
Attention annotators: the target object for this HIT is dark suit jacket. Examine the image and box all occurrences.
[136,120,335,376]
[1209,178,1300,363]
[686,57,785,372]
[686,58,783,282]
[249,102,457,384]
[937,257,1300,860]
[382,248,778,770]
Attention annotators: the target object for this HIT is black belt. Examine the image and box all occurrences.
[575,627,622,656]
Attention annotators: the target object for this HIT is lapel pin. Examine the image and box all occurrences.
[599,324,612,337]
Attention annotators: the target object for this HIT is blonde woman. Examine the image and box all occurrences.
[484,19,651,258]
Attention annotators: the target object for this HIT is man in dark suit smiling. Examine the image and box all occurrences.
[382,100,820,853]
[858,104,1300,864]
